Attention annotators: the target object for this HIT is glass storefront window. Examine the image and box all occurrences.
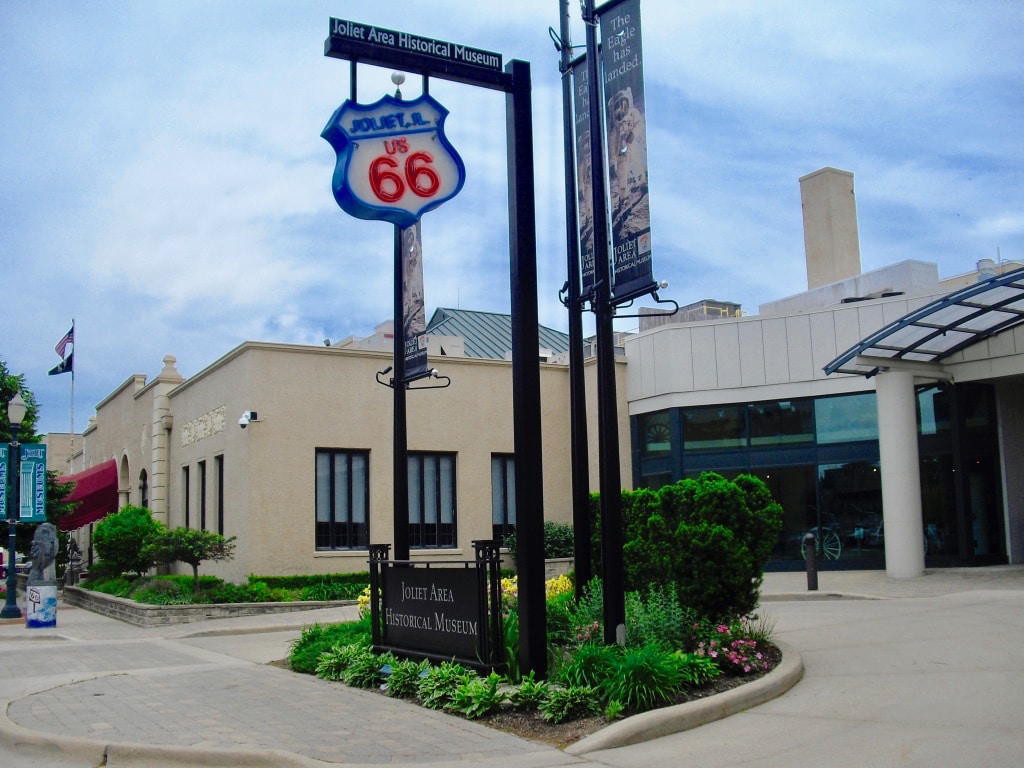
[917,386,951,435]
[640,410,672,456]
[815,393,878,444]
[817,461,883,566]
[920,455,957,560]
[753,465,816,562]
[748,400,814,447]
[961,384,996,432]
[683,405,746,451]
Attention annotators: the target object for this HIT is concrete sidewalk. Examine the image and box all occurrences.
[1,566,1022,767]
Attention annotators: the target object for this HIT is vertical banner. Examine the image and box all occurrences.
[572,57,597,300]
[600,0,655,302]
[0,444,7,521]
[19,445,47,523]
[0,444,46,522]
[402,221,427,380]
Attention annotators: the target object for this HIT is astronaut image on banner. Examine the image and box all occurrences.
[606,84,650,242]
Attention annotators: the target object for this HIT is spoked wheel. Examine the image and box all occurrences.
[802,530,843,561]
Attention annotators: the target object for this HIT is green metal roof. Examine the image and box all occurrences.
[425,308,569,360]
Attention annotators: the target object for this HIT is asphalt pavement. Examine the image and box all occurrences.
[1,565,1022,767]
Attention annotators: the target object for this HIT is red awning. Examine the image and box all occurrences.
[58,460,119,531]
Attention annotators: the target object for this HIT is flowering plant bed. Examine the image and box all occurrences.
[293,575,782,748]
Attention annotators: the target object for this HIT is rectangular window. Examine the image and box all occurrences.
[409,453,456,548]
[815,393,878,444]
[197,460,207,531]
[182,466,190,529]
[316,450,369,550]
[683,405,746,451]
[491,454,516,543]
[215,455,225,535]
[640,410,672,456]
[748,399,815,447]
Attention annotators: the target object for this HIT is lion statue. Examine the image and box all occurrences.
[27,523,59,585]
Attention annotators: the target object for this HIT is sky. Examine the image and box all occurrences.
[2,1,1022,436]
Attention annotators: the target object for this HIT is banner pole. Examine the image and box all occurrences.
[584,0,626,645]
[557,0,593,598]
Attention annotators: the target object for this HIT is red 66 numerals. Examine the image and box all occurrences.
[370,147,441,203]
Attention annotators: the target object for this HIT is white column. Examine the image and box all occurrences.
[876,370,925,577]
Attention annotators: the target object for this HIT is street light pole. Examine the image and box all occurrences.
[2,393,27,619]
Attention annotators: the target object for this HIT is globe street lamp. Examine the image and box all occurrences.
[2,393,27,619]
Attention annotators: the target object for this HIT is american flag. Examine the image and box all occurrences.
[55,324,74,358]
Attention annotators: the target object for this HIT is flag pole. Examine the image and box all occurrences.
[69,319,76,471]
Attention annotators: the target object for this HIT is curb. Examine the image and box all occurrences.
[565,640,803,755]
[759,591,879,602]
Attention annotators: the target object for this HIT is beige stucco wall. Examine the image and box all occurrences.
[154,341,625,582]
[69,333,634,584]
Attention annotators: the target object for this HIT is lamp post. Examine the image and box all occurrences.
[2,392,27,619]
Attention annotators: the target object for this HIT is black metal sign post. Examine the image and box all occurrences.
[325,19,547,678]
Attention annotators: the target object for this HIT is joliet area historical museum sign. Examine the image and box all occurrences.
[382,566,480,660]
[370,543,504,671]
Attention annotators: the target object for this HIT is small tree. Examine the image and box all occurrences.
[92,505,164,576]
[142,528,237,595]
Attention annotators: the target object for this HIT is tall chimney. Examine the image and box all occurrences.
[800,167,862,289]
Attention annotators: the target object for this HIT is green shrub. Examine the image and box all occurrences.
[250,572,368,594]
[556,642,618,689]
[130,577,190,605]
[289,617,372,674]
[417,661,475,710]
[508,670,549,710]
[502,521,575,560]
[672,651,721,687]
[315,642,372,681]
[343,650,393,688]
[545,590,577,648]
[383,658,431,698]
[89,576,135,598]
[624,583,696,650]
[600,645,683,713]
[142,527,236,595]
[445,672,508,719]
[82,560,123,580]
[567,578,604,645]
[539,685,602,723]
[542,521,575,559]
[300,580,364,601]
[596,473,783,621]
[92,506,164,576]
[204,583,256,604]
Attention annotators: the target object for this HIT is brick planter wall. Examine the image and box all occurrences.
[62,586,354,627]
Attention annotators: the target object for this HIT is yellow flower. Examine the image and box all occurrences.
[545,574,573,600]
[357,585,372,618]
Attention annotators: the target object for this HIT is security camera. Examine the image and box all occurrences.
[238,416,249,429]
[239,410,257,429]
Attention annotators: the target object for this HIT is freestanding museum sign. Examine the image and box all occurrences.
[369,541,504,672]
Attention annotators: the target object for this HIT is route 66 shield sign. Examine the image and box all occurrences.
[322,93,466,228]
